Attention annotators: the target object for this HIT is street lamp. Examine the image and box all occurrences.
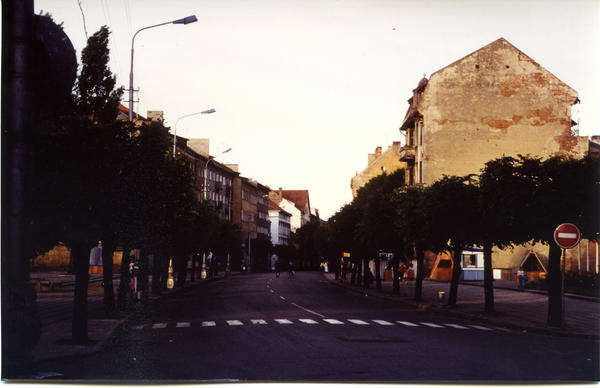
[128,15,198,121]
[204,148,232,200]
[173,108,216,157]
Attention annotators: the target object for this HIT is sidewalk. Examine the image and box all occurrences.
[30,270,217,365]
[323,272,600,340]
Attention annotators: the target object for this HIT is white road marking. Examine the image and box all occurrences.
[133,325,145,330]
[275,319,293,324]
[152,323,167,329]
[469,325,494,331]
[291,303,326,318]
[227,320,244,326]
[280,296,285,300]
[202,321,216,327]
[348,319,369,325]
[176,322,191,328]
[420,322,444,328]
[299,319,319,324]
[445,323,469,329]
[323,319,344,325]
[397,321,419,326]
[373,320,394,325]
[251,319,268,325]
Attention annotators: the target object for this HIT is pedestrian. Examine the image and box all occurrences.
[407,263,415,284]
[399,262,407,283]
[517,267,525,289]
[288,260,294,277]
[320,261,325,274]
[129,259,139,301]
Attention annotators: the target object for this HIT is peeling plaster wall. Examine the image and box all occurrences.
[419,38,587,184]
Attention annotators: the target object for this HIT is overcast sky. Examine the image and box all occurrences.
[35,0,599,220]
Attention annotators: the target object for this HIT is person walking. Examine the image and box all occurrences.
[288,260,294,277]
[399,262,407,283]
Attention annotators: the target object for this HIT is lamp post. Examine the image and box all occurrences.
[128,15,198,121]
[173,108,216,157]
[203,148,232,200]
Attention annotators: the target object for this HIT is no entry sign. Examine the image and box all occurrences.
[554,223,581,249]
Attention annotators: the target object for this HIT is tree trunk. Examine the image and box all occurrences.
[375,253,382,293]
[138,250,149,301]
[447,247,463,306]
[116,244,131,311]
[483,242,494,314]
[350,254,357,285]
[189,254,196,282]
[356,257,362,287]
[414,248,424,300]
[151,254,163,296]
[547,242,564,327]
[101,240,117,317]
[72,241,93,344]
[363,257,370,289]
[392,253,400,295]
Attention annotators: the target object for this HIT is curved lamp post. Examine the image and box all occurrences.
[128,15,198,121]
[204,147,232,200]
[173,108,216,157]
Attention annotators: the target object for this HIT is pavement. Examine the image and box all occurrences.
[323,272,600,340]
[22,269,600,377]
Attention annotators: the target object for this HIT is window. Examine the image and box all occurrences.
[463,254,477,268]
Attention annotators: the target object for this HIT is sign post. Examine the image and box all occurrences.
[553,223,581,325]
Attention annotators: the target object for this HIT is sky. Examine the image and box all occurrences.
[35,0,599,220]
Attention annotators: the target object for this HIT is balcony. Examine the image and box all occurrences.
[399,145,416,163]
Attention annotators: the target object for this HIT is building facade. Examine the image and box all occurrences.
[398,38,597,279]
[399,38,589,187]
[351,142,406,198]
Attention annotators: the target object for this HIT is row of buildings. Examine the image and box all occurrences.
[126,108,324,268]
[351,38,599,281]
[32,107,323,272]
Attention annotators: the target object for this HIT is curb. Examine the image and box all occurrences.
[322,274,599,341]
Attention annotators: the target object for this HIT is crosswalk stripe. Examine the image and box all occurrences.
[323,319,344,325]
[397,321,419,327]
[227,320,243,326]
[373,320,394,325]
[275,319,293,324]
[348,319,369,325]
[299,319,319,324]
[469,325,493,331]
[251,319,267,325]
[152,323,167,329]
[445,323,469,329]
[420,322,444,328]
[202,321,216,327]
[176,322,191,328]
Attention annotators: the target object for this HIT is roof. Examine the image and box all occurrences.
[281,190,310,213]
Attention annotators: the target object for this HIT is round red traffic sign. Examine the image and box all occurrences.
[554,223,581,249]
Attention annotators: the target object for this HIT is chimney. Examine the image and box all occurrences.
[187,138,210,156]
[375,146,382,158]
[279,187,283,198]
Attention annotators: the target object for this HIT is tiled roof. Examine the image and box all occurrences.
[281,190,309,213]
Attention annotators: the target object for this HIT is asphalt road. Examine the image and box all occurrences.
[39,272,599,382]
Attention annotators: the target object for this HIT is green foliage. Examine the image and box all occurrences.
[74,26,123,124]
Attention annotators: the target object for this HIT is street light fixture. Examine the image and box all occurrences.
[173,108,216,157]
[128,15,198,121]
[204,148,232,200]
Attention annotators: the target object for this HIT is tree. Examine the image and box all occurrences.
[355,170,406,292]
[74,26,122,124]
[419,175,481,306]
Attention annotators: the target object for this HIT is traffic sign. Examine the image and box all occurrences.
[554,223,581,249]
